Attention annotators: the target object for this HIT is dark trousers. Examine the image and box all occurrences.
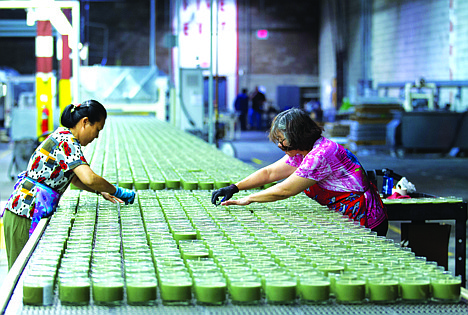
[371,218,389,237]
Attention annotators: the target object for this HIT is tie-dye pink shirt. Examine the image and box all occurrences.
[286,136,386,228]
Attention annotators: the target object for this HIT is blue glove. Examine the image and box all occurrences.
[112,185,136,205]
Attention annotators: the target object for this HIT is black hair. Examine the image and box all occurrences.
[269,108,323,151]
[60,99,107,128]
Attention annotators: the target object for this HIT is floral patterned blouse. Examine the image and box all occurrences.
[4,127,87,219]
[286,136,386,228]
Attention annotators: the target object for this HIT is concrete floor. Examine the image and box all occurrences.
[1,131,467,288]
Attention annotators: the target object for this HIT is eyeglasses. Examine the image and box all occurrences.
[277,138,294,151]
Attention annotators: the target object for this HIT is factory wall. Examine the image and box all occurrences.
[318,1,337,117]
[319,0,468,111]
[236,1,319,109]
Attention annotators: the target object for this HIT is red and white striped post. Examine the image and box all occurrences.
[36,19,54,137]
[59,8,72,116]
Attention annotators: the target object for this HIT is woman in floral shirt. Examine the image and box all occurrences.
[212,108,388,236]
[2,100,135,270]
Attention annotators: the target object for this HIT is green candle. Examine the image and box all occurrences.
[214,180,230,189]
[198,181,214,190]
[92,279,124,305]
[134,181,149,190]
[194,280,227,305]
[431,276,461,302]
[59,279,90,305]
[173,231,198,241]
[264,278,297,304]
[316,263,345,277]
[150,180,165,190]
[126,280,157,304]
[298,277,330,303]
[335,279,366,303]
[23,277,54,306]
[399,278,430,302]
[118,181,133,189]
[182,180,198,190]
[160,278,193,304]
[182,251,210,260]
[165,179,180,189]
[229,280,262,303]
[367,278,399,303]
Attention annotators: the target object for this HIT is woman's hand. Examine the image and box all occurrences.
[221,197,251,206]
[101,192,124,204]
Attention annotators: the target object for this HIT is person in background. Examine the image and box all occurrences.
[250,86,266,130]
[234,88,249,131]
[212,108,388,236]
[1,100,135,270]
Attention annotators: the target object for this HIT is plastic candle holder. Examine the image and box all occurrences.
[335,277,367,304]
[264,276,297,305]
[126,278,158,305]
[298,276,330,304]
[159,277,193,305]
[23,276,54,306]
[228,276,262,304]
[399,276,430,303]
[58,278,90,305]
[367,277,399,303]
[92,278,124,305]
[194,278,227,305]
[430,274,461,303]
[150,180,165,190]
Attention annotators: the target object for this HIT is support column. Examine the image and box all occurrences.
[36,20,54,137]
[59,8,72,116]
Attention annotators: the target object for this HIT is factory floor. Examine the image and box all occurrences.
[1,130,467,289]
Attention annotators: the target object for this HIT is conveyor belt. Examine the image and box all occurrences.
[5,283,468,315]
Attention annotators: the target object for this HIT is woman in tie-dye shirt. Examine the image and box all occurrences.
[212,108,388,236]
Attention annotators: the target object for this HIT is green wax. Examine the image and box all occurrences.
[431,280,461,301]
[298,280,330,302]
[214,181,230,189]
[92,282,124,303]
[182,181,198,190]
[195,282,227,304]
[118,181,133,189]
[23,283,53,306]
[198,182,214,190]
[316,264,345,277]
[134,182,149,190]
[59,283,90,304]
[229,282,261,302]
[368,280,399,302]
[165,179,180,189]
[160,281,192,302]
[150,180,165,190]
[399,281,430,301]
[126,283,157,303]
[173,231,198,241]
[265,281,297,303]
[335,280,366,302]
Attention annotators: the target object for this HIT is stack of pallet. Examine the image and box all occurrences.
[347,101,402,152]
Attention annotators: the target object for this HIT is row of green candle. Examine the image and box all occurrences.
[79,117,256,191]
[22,188,459,303]
[23,193,79,306]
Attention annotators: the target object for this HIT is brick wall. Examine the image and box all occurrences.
[236,0,320,109]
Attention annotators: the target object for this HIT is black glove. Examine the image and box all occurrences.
[211,184,239,206]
